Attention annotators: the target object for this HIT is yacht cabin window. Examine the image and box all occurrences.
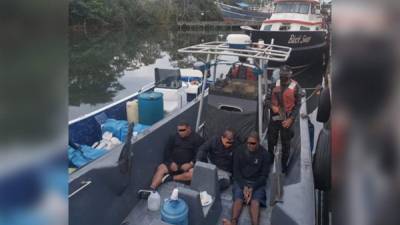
[311,4,320,14]
[262,25,272,31]
[279,23,291,31]
[300,26,310,31]
[154,68,182,89]
[275,2,310,14]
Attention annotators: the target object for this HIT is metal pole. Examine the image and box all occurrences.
[213,55,217,83]
[258,59,264,141]
[195,54,211,132]
[258,39,271,141]
[262,62,269,140]
[212,36,218,83]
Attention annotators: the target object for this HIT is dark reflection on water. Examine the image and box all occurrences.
[69,26,325,120]
[69,26,233,120]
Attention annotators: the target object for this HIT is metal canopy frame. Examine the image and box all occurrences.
[178,40,292,139]
[179,39,293,208]
[178,41,291,62]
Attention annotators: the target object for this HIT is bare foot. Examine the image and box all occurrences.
[222,218,232,225]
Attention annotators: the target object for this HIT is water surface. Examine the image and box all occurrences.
[69,27,233,120]
[69,27,324,120]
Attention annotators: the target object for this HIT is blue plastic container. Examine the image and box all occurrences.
[161,198,188,225]
[101,119,129,141]
[68,145,107,168]
[120,123,150,142]
[138,92,164,125]
[134,123,150,134]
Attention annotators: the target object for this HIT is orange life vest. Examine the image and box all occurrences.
[231,65,257,81]
[271,79,297,113]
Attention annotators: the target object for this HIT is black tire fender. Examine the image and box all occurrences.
[316,87,331,123]
[313,128,331,191]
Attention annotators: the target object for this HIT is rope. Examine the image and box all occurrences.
[301,84,322,105]
[291,64,312,77]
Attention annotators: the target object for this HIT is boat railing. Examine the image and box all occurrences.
[69,83,155,125]
[178,41,291,62]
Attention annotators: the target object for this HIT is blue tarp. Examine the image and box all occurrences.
[101,119,129,141]
[101,119,150,141]
[68,145,107,168]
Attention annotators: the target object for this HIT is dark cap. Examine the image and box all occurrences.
[279,65,293,78]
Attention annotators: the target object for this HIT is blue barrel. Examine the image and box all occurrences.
[138,92,164,125]
[161,198,188,225]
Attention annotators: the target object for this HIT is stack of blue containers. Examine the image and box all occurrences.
[101,119,129,141]
[101,119,151,142]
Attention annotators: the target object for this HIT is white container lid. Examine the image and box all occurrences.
[226,34,251,47]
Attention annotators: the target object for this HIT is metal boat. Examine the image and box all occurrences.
[68,34,330,225]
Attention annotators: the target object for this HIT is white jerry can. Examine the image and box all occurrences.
[126,100,139,124]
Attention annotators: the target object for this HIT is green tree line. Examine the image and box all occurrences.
[69,0,223,28]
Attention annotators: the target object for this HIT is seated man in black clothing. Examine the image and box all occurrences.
[138,121,204,198]
[196,128,237,190]
[223,132,273,225]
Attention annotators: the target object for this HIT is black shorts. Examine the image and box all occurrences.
[164,162,191,175]
[232,181,266,206]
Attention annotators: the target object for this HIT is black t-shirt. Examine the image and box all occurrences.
[196,136,237,173]
[164,132,204,165]
[233,144,273,189]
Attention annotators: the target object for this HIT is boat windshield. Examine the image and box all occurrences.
[275,2,310,14]
[210,78,258,100]
[154,68,182,89]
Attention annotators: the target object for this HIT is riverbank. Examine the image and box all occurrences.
[69,0,222,30]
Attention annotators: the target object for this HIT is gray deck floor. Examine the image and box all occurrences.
[123,118,301,225]
[122,181,272,225]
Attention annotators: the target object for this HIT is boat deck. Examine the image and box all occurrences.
[121,117,301,225]
[122,181,272,225]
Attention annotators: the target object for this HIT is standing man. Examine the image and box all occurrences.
[267,65,301,174]
[138,121,204,198]
[223,132,273,225]
[196,128,237,190]
[227,56,257,81]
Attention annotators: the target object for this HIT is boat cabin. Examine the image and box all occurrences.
[261,0,323,31]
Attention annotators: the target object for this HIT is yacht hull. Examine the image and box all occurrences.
[246,29,329,70]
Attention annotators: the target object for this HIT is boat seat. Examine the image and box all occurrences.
[180,68,203,96]
[185,83,200,94]
[177,162,222,225]
[154,88,187,113]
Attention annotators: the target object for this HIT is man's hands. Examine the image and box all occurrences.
[180,162,193,172]
[170,162,194,172]
[272,105,280,114]
[282,117,294,128]
[243,186,253,204]
[169,162,178,172]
